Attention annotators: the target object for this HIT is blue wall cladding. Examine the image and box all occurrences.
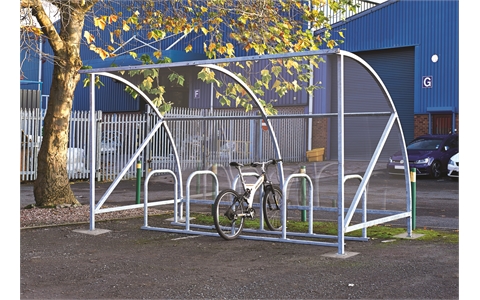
[20,37,42,90]
[190,59,309,109]
[322,0,459,115]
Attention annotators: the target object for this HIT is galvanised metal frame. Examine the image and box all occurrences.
[79,49,412,255]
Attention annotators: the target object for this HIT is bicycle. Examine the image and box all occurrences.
[213,158,284,240]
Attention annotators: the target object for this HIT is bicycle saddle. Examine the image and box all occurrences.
[230,162,244,167]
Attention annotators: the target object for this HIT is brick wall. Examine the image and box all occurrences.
[311,118,328,149]
[414,113,459,137]
[414,115,429,137]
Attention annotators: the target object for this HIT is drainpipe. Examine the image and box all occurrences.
[308,66,313,151]
[210,82,214,113]
[307,0,313,151]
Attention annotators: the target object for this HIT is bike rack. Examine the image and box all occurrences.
[143,170,221,237]
[142,169,180,227]
[142,168,370,248]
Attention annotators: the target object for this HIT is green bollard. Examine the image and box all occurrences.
[410,167,417,229]
[136,161,141,204]
[211,163,217,216]
[300,166,306,222]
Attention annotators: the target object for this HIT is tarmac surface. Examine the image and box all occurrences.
[20,160,461,299]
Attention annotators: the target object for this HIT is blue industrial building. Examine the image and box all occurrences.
[318,0,459,141]
[21,0,458,143]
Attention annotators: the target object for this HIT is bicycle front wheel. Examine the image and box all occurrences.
[263,185,284,231]
[213,189,245,240]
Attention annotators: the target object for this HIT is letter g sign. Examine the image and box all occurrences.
[422,76,433,88]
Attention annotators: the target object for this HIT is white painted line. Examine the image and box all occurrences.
[171,235,201,241]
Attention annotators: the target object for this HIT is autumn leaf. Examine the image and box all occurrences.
[327,40,336,49]
[94,17,106,30]
[84,31,95,44]
[109,14,118,24]
[122,20,130,31]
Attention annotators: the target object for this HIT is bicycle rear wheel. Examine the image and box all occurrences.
[213,189,245,240]
[263,185,284,231]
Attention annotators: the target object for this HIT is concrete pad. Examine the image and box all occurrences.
[73,228,111,235]
[322,251,359,259]
[394,232,424,239]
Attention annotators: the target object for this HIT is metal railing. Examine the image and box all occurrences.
[20,107,307,182]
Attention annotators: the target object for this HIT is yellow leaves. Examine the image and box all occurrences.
[293,40,304,52]
[122,20,131,32]
[198,68,221,87]
[285,59,299,71]
[312,0,326,6]
[327,40,336,49]
[217,43,235,57]
[183,25,192,35]
[113,29,121,38]
[226,43,235,57]
[185,44,193,53]
[129,52,137,59]
[141,76,154,90]
[153,51,162,59]
[109,14,118,24]
[272,80,281,90]
[84,31,95,44]
[208,42,216,52]
[21,26,43,36]
[260,69,272,88]
[201,27,209,35]
[94,17,106,30]
[94,15,118,30]
[148,30,166,41]
[238,15,248,25]
[89,44,108,60]
[271,65,282,77]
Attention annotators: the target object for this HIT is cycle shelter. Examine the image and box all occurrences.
[79,49,413,255]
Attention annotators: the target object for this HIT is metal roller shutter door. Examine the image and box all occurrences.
[329,48,414,161]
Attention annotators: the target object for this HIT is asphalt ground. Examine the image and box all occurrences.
[17,160,467,299]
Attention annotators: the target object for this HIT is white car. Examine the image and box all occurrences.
[447,153,459,178]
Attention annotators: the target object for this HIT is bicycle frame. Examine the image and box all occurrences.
[235,163,270,209]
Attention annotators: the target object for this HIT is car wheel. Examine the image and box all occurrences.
[430,160,442,179]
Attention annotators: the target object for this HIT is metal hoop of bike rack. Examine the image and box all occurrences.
[143,169,179,227]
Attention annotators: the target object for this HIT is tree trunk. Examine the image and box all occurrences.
[34,63,81,207]
[31,2,92,207]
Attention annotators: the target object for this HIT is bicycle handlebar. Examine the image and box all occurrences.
[229,158,282,169]
[250,158,283,168]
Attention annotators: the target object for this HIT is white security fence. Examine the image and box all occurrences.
[20,107,307,182]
